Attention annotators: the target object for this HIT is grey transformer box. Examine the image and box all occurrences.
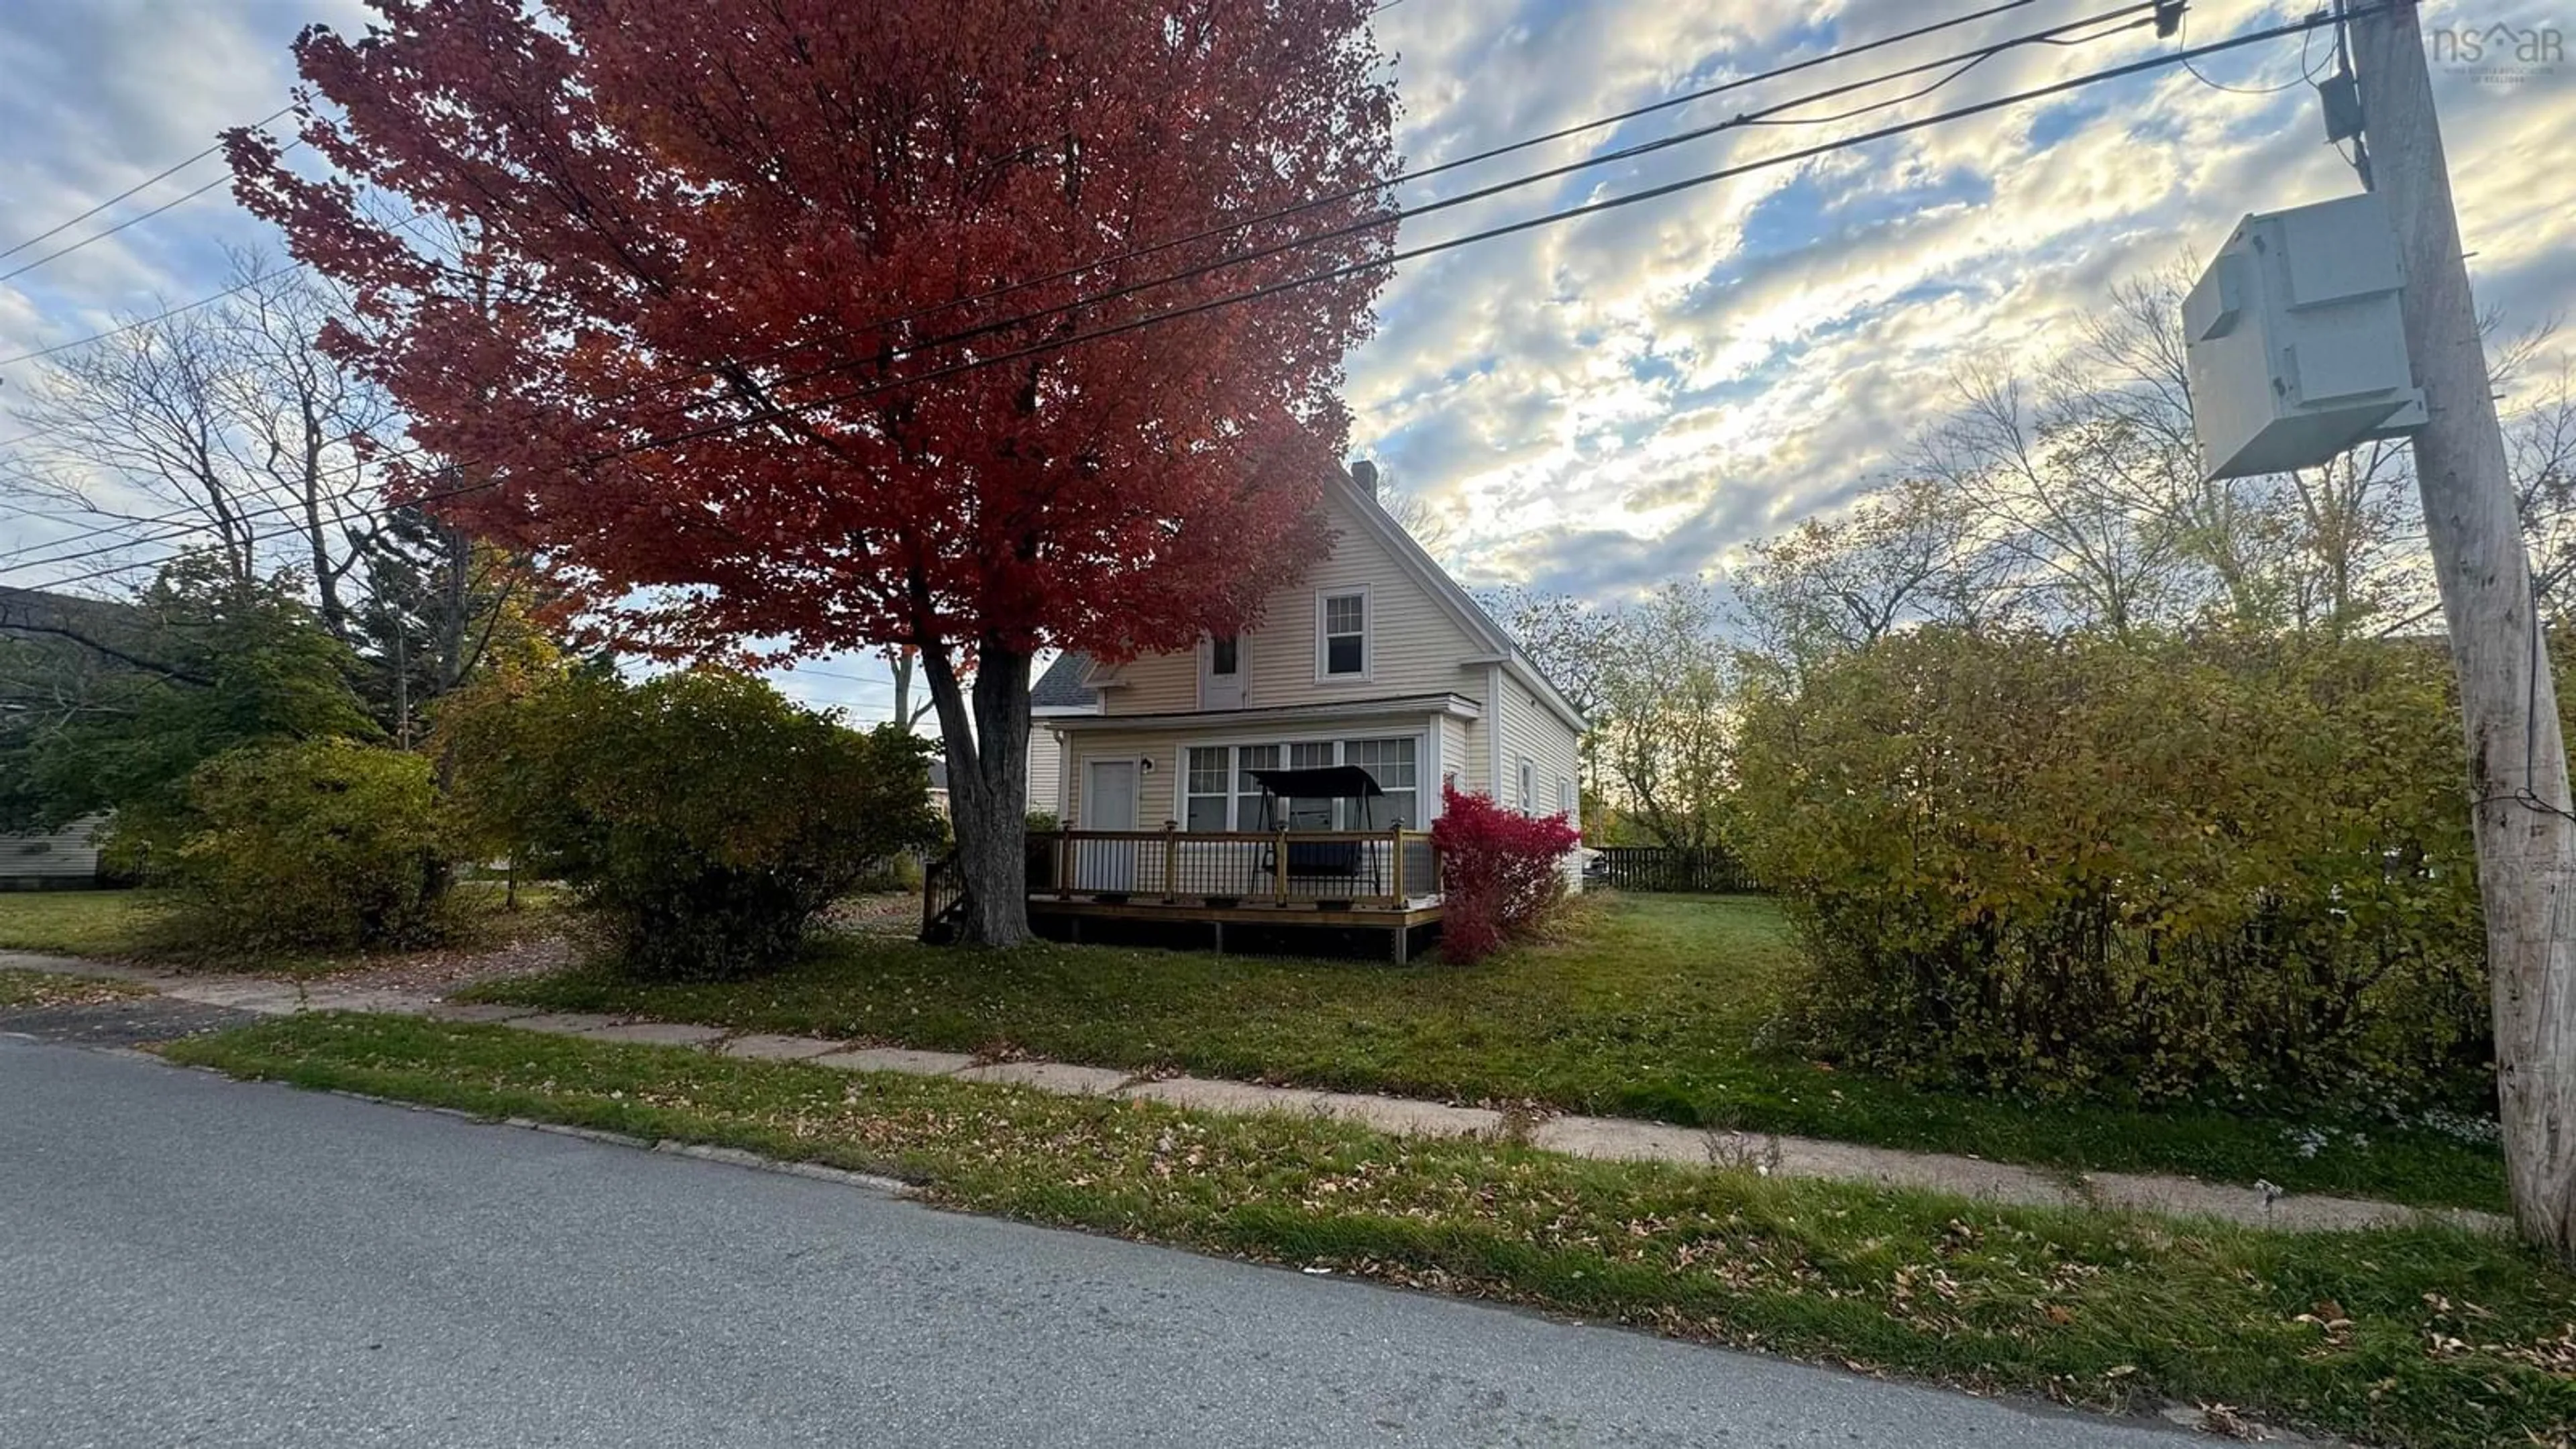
[2183,192,2426,482]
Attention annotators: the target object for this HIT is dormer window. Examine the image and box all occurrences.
[1319,590,1368,678]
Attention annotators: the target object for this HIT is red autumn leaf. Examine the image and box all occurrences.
[228,0,1399,942]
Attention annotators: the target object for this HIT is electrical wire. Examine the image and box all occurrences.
[1,3,2143,564]
[0,217,540,370]
[841,0,2086,344]
[2178,3,2332,94]
[4,5,2359,594]
[0,138,305,285]
[0,103,299,261]
[6,6,2357,592]
[0,268,286,368]
[0,1,2073,388]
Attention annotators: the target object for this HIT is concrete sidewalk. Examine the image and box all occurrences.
[0,949,2506,1236]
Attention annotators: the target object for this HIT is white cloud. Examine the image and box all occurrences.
[2,0,2571,614]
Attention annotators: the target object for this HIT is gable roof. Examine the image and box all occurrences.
[1030,473,1588,734]
[1030,651,1100,710]
[1329,472,1589,733]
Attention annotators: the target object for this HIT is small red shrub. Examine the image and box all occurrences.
[1432,782,1580,963]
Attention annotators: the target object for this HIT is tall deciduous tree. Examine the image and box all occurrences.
[229,0,1397,945]
[1,254,400,625]
[1593,580,1735,852]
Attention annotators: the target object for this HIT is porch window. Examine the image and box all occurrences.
[1234,744,1281,829]
[1184,735,1424,831]
[1344,736,1418,828]
[1183,747,1230,833]
[1285,741,1337,828]
[1320,591,1366,677]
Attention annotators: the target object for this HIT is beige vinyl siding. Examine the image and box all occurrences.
[1100,647,1197,715]
[1094,490,1487,716]
[0,812,107,885]
[1493,675,1585,891]
[1497,676,1582,818]
[1438,714,1473,802]
[1025,724,1070,816]
[1063,733,1181,830]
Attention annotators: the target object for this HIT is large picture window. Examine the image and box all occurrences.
[1181,735,1421,830]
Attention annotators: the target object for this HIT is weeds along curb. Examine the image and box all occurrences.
[145,1054,922,1199]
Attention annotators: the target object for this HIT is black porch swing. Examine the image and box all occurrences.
[1245,764,1391,895]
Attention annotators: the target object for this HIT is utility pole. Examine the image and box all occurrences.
[2351,0,2576,1256]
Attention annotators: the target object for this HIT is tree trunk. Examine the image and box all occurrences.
[2357,1,2576,1256]
[922,638,1033,947]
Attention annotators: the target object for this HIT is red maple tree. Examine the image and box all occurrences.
[227,0,1398,944]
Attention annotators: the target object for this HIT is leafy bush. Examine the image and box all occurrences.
[1433,782,1580,963]
[173,738,455,951]
[3,557,379,855]
[446,670,943,980]
[1733,627,2491,1111]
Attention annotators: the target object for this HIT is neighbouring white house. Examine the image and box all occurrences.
[1008,462,1587,960]
[0,812,110,890]
[1025,652,1101,818]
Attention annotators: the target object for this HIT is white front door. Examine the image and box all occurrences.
[1199,633,1247,710]
[1080,759,1139,891]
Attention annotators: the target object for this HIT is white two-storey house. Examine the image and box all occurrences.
[1017,464,1586,959]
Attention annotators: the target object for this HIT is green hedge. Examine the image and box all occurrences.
[174,738,455,951]
[1734,629,2491,1112]
[445,670,943,980]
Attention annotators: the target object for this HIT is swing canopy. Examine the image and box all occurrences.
[1245,765,1385,802]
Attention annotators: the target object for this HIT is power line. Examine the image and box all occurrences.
[0,268,283,368]
[0,3,2150,571]
[2178,3,2332,95]
[784,665,904,688]
[0,3,2058,397]
[3,6,2353,594]
[0,137,304,286]
[0,216,517,371]
[0,0,2084,573]
[843,0,2079,347]
[0,103,298,262]
[7,7,2347,592]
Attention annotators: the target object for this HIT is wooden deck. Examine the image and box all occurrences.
[926,828,1444,960]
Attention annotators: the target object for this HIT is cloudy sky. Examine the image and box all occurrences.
[1,0,2571,720]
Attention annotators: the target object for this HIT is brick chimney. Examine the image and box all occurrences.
[1350,459,1379,496]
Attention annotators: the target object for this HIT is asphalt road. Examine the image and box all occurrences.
[0,1034,2198,1448]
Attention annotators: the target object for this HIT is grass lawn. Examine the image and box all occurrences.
[166,1012,2576,1449]
[464,893,2510,1214]
[0,881,563,973]
[0,889,178,957]
[0,967,151,1008]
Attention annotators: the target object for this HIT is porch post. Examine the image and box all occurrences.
[1053,828,1071,898]
[1388,826,1406,904]
[1274,826,1290,905]
[1163,821,1179,904]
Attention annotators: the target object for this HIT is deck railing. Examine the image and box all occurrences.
[1026,826,1439,909]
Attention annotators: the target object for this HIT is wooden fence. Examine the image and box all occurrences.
[1588,845,1762,894]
